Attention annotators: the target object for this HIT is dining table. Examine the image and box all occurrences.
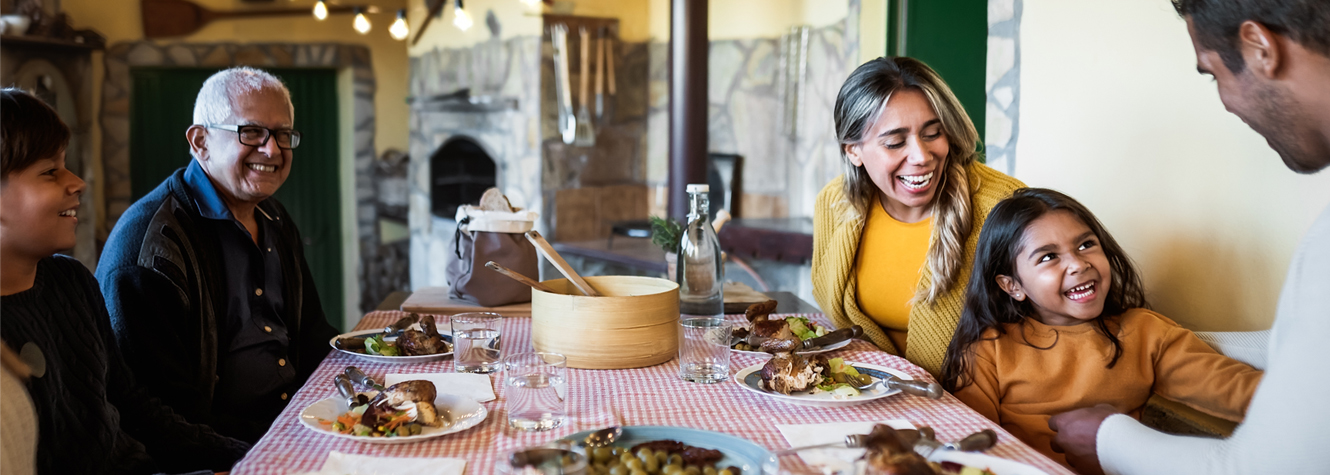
[228,310,1074,475]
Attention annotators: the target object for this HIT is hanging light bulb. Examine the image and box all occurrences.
[312,0,328,20]
[389,9,409,40]
[353,7,371,34]
[453,0,473,31]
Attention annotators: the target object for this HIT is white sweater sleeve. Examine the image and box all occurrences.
[1097,205,1330,475]
[1192,330,1270,370]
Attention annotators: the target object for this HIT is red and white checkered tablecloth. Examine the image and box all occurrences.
[229,311,1073,475]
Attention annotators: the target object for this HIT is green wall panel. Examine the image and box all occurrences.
[889,0,988,149]
[128,67,345,328]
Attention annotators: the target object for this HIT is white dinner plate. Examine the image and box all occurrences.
[929,450,1050,475]
[298,392,487,444]
[731,338,852,357]
[328,328,454,364]
[734,361,911,407]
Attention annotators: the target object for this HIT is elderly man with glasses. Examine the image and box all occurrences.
[97,66,338,444]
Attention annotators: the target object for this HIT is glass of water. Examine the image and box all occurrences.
[677,316,733,383]
[503,352,568,431]
[451,312,503,373]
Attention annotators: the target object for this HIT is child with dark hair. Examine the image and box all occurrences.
[939,188,1263,469]
[0,88,249,475]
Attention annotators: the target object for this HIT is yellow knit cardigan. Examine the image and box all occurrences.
[812,162,1025,378]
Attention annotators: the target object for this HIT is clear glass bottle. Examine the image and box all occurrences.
[677,184,724,317]
[677,184,728,383]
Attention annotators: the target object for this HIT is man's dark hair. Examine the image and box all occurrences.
[1173,0,1330,73]
[1,87,70,180]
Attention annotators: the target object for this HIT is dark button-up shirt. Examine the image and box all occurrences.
[182,160,295,441]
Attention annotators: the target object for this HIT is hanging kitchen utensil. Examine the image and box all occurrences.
[411,0,448,46]
[594,27,605,123]
[573,27,596,147]
[606,31,616,96]
[141,0,355,38]
[552,24,576,145]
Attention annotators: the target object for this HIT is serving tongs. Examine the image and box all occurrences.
[524,230,600,296]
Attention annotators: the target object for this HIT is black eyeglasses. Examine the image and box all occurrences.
[207,124,302,150]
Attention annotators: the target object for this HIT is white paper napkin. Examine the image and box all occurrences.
[776,420,916,473]
[296,451,466,475]
[384,373,496,402]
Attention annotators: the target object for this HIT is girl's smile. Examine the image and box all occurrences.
[998,209,1112,326]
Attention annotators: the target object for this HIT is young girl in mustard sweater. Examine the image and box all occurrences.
[939,188,1262,469]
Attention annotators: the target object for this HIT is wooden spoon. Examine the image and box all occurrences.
[485,261,558,294]
[141,0,355,38]
[524,230,600,297]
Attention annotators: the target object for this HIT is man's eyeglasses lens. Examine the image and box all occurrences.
[237,126,301,149]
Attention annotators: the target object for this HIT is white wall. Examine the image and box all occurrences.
[1016,0,1330,331]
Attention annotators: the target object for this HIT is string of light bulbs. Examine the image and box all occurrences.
[309,0,539,39]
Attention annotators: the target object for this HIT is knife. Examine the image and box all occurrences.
[912,427,997,460]
[381,314,420,337]
[739,325,863,351]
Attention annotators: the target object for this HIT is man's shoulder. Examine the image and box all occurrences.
[98,171,201,279]
[108,172,193,238]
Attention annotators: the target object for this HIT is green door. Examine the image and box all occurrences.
[886,0,988,144]
[129,67,344,328]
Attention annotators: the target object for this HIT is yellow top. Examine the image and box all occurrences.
[953,308,1263,469]
[854,202,932,331]
[812,162,1025,377]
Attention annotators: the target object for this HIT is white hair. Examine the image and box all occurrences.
[192,66,294,125]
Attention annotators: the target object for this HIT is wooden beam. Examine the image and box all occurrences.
[667,0,708,220]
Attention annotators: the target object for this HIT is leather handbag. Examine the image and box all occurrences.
[445,206,539,306]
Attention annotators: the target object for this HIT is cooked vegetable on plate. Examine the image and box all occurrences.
[335,314,451,356]
[759,355,866,397]
[731,300,830,352]
[318,380,446,438]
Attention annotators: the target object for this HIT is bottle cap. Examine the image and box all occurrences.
[686,184,710,193]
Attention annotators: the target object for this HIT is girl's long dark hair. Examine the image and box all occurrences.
[940,188,1149,392]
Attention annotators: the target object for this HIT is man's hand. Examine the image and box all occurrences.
[1049,403,1121,475]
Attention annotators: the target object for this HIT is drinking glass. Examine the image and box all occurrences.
[677,317,733,383]
[451,312,503,373]
[503,352,568,431]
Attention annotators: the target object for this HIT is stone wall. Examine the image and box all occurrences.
[644,1,860,220]
[99,41,379,313]
[407,36,544,289]
[985,0,1022,174]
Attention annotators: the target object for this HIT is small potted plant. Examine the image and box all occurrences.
[649,215,682,281]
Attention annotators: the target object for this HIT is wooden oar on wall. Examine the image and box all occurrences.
[141,0,358,38]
